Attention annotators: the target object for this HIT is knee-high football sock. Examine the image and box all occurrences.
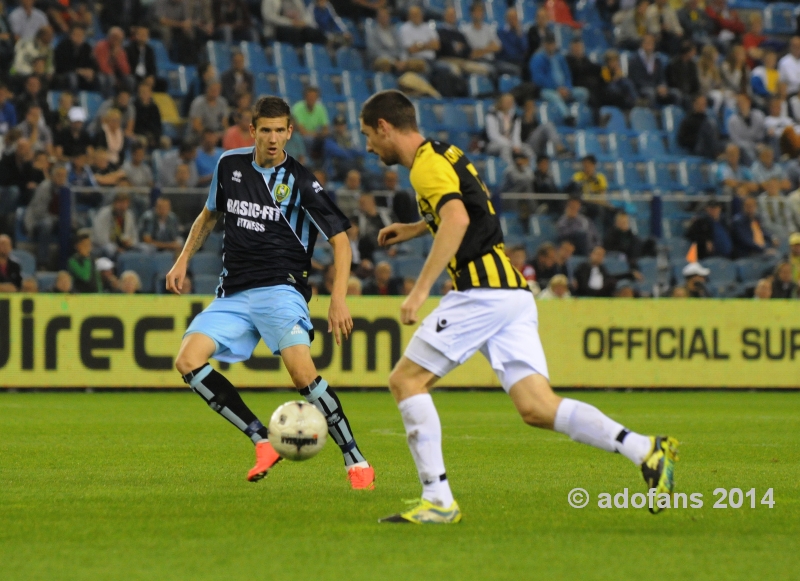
[398,393,454,508]
[300,376,367,468]
[183,364,269,444]
[554,398,652,464]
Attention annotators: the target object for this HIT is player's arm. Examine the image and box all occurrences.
[165,207,221,294]
[400,200,469,325]
[377,219,428,247]
[327,232,355,345]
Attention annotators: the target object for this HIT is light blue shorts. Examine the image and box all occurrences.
[184,285,313,362]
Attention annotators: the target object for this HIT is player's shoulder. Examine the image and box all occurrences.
[216,146,254,169]
[411,140,460,182]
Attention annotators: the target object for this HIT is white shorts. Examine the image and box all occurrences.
[405,288,549,392]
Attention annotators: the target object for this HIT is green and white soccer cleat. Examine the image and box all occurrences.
[641,435,679,514]
[379,499,462,524]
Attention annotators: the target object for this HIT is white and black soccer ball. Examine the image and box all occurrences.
[268,401,327,461]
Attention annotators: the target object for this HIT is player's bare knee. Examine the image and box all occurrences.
[519,406,551,428]
[175,353,199,376]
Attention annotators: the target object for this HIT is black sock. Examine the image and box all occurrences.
[299,376,366,467]
[183,364,269,444]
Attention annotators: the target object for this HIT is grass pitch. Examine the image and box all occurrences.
[1,391,798,581]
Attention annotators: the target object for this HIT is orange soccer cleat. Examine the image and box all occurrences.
[347,465,376,490]
[247,440,282,482]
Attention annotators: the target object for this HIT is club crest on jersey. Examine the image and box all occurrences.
[232,170,242,183]
[274,183,291,203]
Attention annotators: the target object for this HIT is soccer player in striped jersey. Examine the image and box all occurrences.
[166,96,375,490]
[359,90,677,523]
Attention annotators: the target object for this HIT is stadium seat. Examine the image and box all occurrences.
[468,74,494,97]
[254,74,274,98]
[35,271,57,292]
[373,72,398,91]
[682,161,717,190]
[341,71,372,103]
[117,253,156,293]
[335,46,364,71]
[80,92,103,120]
[190,252,223,276]
[664,237,690,261]
[152,93,182,125]
[701,257,737,285]
[622,162,648,190]
[736,257,770,283]
[441,103,468,130]
[498,74,520,94]
[566,255,585,280]
[392,257,426,278]
[630,107,659,132]
[582,25,608,52]
[608,133,637,159]
[576,131,608,158]
[599,106,627,132]
[206,41,231,71]
[11,250,36,277]
[46,90,62,111]
[149,39,178,71]
[604,254,629,276]
[764,3,796,34]
[637,132,668,158]
[193,274,220,295]
[304,43,337,72]
[636,257,658,285]
[152,252,176,275]
[530,215,557,239]
[649,161,683,190]
[539,101,565,126]
[449,131,473,153]
[516,0,537,24]
[570,102,593,129]
[273,42,307,73]
[311,72,343,100]
[278,73,305,103]
[240,41,274,74]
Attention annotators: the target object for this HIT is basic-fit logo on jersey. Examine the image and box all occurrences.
[275,183,291,203]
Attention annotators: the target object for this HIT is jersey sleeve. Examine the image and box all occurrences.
[410,153,461,213]
[205,156,225,212]
[301,177,351,240]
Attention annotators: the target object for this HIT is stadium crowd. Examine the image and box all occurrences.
[0,0,799,299]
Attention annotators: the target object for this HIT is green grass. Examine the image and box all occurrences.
[1,391,798,581]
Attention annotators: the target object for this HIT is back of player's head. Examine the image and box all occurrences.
[252,96,291,127]
[360,90,418,131]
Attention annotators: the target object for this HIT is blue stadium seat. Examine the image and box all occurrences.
[117,253,156,293]
[498,74,521,94]
[441,103,468,130]
[622,162,647,189]
[649,161,683,190]
[254,74,274,98]
[582,25,608,51]
[530,215,557,239]
[604,255,629,276]
[80,92,103,120]
[449,131,473,153]
[374,72,398,91]
[311,72,343,99]
[240,41,274,74]
[566,255,585,280]
[193,274,220,295]
[46,90,62,111]
[630,107,659,132]
[11,250,36,276]
[152,252,176,276]
[539,101,565,126]
[486,157,508,189]
[393,257,426,278]
[664,237,690,261]
[576,131,607,158]
[570,102,593,129]
[304,43,337,72]
[682,161,717,190]
[600,106,627,132]
[35,271,57,292]
[702,257,737,285]
[340,17,364,49]
[341,71,372,103]
[468,74,494,97]
[149,40,178,71]
[638,132,668,158]
[516,0,537,24]
[609,133,638,159]
[335,46,364,71]
[736,257,771,282]
[206,41,232,71]
[278,73,305,103]
[190,252,223,276]
[553,159,580,187]
[636,257,658,285]
[273,43,307,73]
[764,3,796,34]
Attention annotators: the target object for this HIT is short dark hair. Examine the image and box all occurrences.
[251,95,291,126]
[536,154,550,162]
[582,154,597,164]
[360,90,418,131]
[536,242,556,257]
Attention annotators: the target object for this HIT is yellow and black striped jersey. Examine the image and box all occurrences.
[410,140,528,292]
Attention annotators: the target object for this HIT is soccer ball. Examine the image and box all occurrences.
[268,401,328,461]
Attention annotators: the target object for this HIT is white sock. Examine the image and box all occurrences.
[398,393,454,507]
[554,398,652,465]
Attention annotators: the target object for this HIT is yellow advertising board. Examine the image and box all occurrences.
[0,295,797,388]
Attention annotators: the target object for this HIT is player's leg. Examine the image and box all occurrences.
[280,343,374,490]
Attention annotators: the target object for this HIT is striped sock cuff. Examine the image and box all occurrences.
[299,376,328,403]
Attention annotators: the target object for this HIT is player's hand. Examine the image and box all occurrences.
[328,295,353,346]
[378,223,413,247]
[400,286,428,325]
[165,259,188,295]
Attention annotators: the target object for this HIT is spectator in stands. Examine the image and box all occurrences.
[11,24,53,79]
[189,0,216,49]
[751,50,781,113]
[363,261,403,295]
[520,99,564,157]
[0,234,22,291]
[666,40,700,107]
[336,168,362,218]
[484,93,533,163]
[54,106,91,161]
[122,142,154,188]
[614,0,649,51]
[188,79,229,142]
[126,26,158,90]
[8,0,48,43]
[307,0,351,47]
[0,137,39,211]
[13,74,48,121]
[506,244,536,285]
[780,36,800,99]
[381,169,417,224]
[678,95,721,159]
[223,109,255,150]
[399,6,439,73]
[214,0,256,43]
[0,1,12,75]
[523,6,552,80]
[196,129,223,186]
[717,144,759,199]
[614,280,637,298]
[789,231,800,283]
[530,31,589,123]
[92,192,139,257]
[174,162,193,188]
[574,246,616,297]
[732,195,777,258]
[671,286,688,297]
[67,233,101,292]
[565,38,603,107]
[682,262,711,298]
[500,151,535,194]
[324,114,363,180]
[346,276,362,296]
[0,83,16,140]
[727,93,765,166]
[20,276,37,292]
[51,270,72,293]
[91,89,135,138]
[752,277,771,299]
[646,0,683,55]
[569,155,609,206]
[771,261,797,299]
[759,178,799,241]
[751,146,790,191]
[155,0,198,64]
[721,45,750,110]
[54,25,97,92]
[629,34,681,107]
[291,86,329,153]
[261,0,325,45]
[367,7,410,73]
[24,164,71,268]
[533,154,559,194]
[17,105,52,155]
[538,273,570,299]
[93,108,127,167]
[557,198,600,256]
[678,0,714,48]
[461,2,508,77]
[686,201,733,259]
[600,49,638,110]
[604,211,642,269]
[119,270,142,294]
[532,242,559,287]
[90,147,127,186]
[436,5,491,78]
[697,44,725,115]
[356,193,393,262]
[133,82,162,150]
[94,27,133,96]
[139,197,182,253]
[705,0,744,45]
[220,51,254,107]
[47,91,73,135]
[497,6,528,76]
